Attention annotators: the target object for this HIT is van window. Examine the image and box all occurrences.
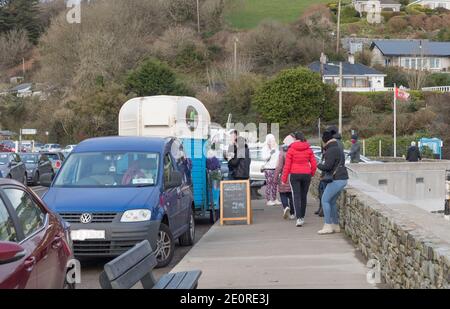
[53,152,160,188]
[163,154,174,185]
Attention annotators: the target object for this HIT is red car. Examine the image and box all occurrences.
[0,179,73,289]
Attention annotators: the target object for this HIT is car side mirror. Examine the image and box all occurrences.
[40,173,53,187]
[0,242,26,265]
[165,171,183,189]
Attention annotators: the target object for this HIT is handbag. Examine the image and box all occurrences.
[260,150,274,173]
[322,157,343,184]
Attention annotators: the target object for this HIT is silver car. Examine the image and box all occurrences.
[0,153,27,184]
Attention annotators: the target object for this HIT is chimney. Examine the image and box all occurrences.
[348,54,355,64]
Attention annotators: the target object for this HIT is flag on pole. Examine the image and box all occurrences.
[395,86,410,101]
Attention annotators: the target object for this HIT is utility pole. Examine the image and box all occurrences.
[336,0,342,54]
[234,37,239,76]
[339,61,343,134]
[393,83,397,158]
[22,58,25,77]
[319,52,327,140]
[196,0,201,34]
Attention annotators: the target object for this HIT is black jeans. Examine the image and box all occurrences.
[279,192,294,215]
[289,174,312,219]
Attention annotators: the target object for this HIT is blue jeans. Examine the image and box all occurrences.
[321,180,347,225]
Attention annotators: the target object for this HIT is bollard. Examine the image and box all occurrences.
[445,170,450,221]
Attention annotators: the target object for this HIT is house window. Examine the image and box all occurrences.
[411,58,416,69]
[402,58,410,69]
[343,78,354,87]
[430,58,441,69]
[324,78,334,84]
[355,78,367,87]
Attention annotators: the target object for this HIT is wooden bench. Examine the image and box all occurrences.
[99,240,201,289]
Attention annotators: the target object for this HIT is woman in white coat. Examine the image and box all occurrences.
[261,134,280,206]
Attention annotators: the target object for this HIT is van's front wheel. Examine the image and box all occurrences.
[179,212,195,246]
[155,223,174,268]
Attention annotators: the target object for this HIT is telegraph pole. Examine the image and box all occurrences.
[339,62,343,134]
[234,37,239,76]
[393,83,397,158]
[336,0,342,54]
[196,0,201,34]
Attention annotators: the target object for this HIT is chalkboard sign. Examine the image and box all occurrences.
[220,180,252,225]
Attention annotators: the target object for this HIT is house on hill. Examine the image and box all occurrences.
[308,59,387,92]
[353,0,402,13]
[408,0,450,9]
[370,39,450,71]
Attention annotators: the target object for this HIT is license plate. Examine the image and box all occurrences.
[71,230,105,241]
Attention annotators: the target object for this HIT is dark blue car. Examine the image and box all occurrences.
[42,136,195,267]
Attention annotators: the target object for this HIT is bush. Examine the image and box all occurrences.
[253,67,332,132]
[363,134,428,157]
[125,59,192,97]
[425,73,450,87]
[341,6,360,24]
[0,29,32,71]
[388,16,408,32]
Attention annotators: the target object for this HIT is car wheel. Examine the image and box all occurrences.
[155,223,174,268]
[35,172,40,186]
[179,211,195,246]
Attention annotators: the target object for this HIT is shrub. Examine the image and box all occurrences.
[425,73,450,86]
[388,16,408,32]
[124,59,192,97]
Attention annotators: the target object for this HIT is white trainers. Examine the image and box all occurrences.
[267,201,276,206]
[283,207,290,220]
[318,224,334,235]
[289,215,296,220]
[274,200,282,205]
[332,224,341,233]
[296,218,304,227]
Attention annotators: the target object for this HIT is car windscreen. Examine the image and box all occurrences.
[53,152,160,188]
[0,154,9,165]
[20,154,38,163]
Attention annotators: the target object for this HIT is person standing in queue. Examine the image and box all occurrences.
[275,134,296,220]
[406,141,422,162]
[226,130,251,180]
[317,127,349,235]
[281,132,317,227]
[348,134,361,163]
[261,134,281,206]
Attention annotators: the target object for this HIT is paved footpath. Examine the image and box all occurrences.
[172,196,377,289]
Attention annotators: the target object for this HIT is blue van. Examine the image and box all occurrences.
[41,136,195,267]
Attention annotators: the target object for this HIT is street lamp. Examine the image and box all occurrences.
[233,36,239,76]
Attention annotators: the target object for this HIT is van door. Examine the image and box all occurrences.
[163,154,182,235]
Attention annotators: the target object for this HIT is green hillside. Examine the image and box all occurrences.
[226,0,331,29]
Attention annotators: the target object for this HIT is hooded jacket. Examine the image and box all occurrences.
[228,139,251,180]
[281,141,317,183]
[318,140,349,181]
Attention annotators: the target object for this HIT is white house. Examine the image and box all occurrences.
[308,59,387,92]
[408,0,450,9]
[353,0,402,13]
[370,39,450,72]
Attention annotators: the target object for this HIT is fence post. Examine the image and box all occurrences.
[363,139,366,157]
[379,140,382,158]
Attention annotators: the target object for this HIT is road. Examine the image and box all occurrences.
[30,186,213,289]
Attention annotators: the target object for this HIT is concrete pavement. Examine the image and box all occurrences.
[171,196,377,289]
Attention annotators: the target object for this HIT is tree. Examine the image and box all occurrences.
[0,0,41,43]
[253,67,333,132]
[125,59,192,97]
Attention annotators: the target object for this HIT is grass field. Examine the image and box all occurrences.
[225,0,331,29]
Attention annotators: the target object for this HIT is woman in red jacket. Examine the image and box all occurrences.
[281,132,317,227]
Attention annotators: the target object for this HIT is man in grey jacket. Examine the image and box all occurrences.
[349,135,361,163]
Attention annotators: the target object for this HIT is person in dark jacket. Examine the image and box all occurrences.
[349,135,361,163]
[317,127,349,235]
[406,141,422,162]
[227,133,251,180]
[281,132,317,227]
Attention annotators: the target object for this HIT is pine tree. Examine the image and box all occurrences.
[0,0,41,44]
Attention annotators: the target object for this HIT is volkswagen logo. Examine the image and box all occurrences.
[80,213,92,224]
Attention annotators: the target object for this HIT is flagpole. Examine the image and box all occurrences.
[394,83,397,158]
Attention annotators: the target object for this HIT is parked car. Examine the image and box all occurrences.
[0,179,73,289]
[0,153,27,184]
[0,141,16,153]
[312,149,382,165]
[19,153,54,186]
[43,144,62,153]
[42,136,195,268]
[62,145,77,157]
[42,152,65,174]
[33,143,45,152]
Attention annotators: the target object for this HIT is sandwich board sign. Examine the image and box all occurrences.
[220,180,252,225]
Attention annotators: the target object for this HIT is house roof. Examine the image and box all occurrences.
[10,83,32,92]
[355,0,400,4]
[308,61,385,76]
[371,40,450,57]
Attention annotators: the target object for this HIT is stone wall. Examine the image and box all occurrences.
[310,175,450,289]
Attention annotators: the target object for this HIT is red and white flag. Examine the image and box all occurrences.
[395,87,410,101]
